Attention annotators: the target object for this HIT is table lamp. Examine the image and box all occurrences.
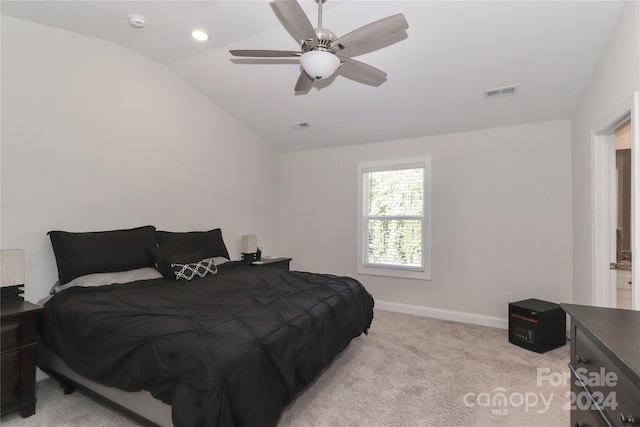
[1,249,25,303]
[241,235,258,262]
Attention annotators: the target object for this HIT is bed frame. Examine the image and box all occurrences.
[38,343,173,426]
[39,227,373,426]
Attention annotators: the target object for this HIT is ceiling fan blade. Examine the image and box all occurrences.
[274,0,319,47]
[331,14,408,55]
[338,57,387,86]
[229,50,301,58]
[294,71,315,92]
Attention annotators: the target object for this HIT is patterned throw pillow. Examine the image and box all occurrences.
[171,257,218,281]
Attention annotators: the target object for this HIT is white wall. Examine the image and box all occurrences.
[571,1,640,305]
[5,1,635,320]
[280,120,573,322]
[1,17,282,301]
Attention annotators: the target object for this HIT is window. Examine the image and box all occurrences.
[357,157,431,280]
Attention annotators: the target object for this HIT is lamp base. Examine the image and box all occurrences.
[242,253,258,263]
[1,285,24,304]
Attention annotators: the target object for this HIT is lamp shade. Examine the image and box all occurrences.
[1,249,25,287]
[300,51,341,80]
[241,235,258,254]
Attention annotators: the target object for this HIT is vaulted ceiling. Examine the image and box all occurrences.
[1,1,626,152]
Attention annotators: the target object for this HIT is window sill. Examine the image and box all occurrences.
[357,265,431,281]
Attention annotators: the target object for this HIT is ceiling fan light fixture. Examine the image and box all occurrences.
[229,0,409,92]
[300,51,340,80]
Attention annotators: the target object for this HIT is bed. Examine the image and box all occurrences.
[37,226,374,427]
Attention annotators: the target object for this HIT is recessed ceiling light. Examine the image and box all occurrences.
[191,30,210,41]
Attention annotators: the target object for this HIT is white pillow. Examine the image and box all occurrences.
[50,267,162,294]
[213,256,229,265]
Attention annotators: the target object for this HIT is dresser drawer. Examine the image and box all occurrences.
[0,302,42,418]
[574,329,640,426]
[572,407,610,427]
[1,350,24,413]
[574,329,612,392]
[612,371,640,426]
[1,351,21,379]
[0,374,20,413]
[0,314,37,351]
[1,322,21,351]
[570,366,614,427]
[571,382,611,427]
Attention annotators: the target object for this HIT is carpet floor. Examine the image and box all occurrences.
[1,310,570,426]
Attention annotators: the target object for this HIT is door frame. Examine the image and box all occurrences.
[592,91,639,309]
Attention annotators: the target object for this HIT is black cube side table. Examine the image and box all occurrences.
[508,298,566,353]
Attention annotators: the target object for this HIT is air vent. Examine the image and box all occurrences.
[290,122,311,130]
[484,85,519,99]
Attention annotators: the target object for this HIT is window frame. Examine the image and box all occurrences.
[357,157,432,281]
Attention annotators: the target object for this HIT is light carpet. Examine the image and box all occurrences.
[1,310,570,426]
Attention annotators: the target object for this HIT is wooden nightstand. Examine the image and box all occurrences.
[1,301,43,418]
[249,257,292,271]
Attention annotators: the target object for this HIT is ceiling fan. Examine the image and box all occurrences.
[229,0,409,92]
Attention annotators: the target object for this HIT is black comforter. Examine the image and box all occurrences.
[39,262,374,427]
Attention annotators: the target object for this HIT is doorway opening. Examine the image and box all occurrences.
[615,123,632,309]
[592,92,639,310]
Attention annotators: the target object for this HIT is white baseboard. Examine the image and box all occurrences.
[375,300,509,329]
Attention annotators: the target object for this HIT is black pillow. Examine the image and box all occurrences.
[156,228,230,260]
[149,246,203,279]
[48,226,158,285]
